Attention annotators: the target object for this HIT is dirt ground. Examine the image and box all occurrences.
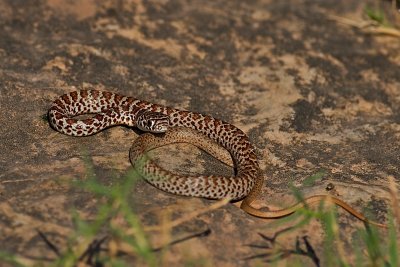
[0,0,399,266]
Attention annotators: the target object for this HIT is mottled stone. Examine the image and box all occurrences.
[0,0,399,266]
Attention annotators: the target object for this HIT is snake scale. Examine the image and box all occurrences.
[48,90,385,227]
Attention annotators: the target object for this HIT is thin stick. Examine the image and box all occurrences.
[144,197,230,231]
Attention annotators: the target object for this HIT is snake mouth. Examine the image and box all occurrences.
[154,123,169,133]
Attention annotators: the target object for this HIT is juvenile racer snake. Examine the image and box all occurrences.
[48,90,385,227]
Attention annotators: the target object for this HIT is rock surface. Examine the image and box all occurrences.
[0,0,399,266]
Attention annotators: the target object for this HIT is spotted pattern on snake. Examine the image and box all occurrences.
[48,90,262,201]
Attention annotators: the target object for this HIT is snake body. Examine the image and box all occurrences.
[49,90,385,227]
[48,89,261,201]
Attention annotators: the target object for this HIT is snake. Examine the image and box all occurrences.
[48,89,385,227]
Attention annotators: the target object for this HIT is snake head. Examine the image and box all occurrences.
[136,111,170,133]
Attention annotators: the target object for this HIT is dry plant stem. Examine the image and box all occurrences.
[365,27,400,37]
[329,14,371,28]
[143,198,231,231]
[0,178,37,184]
[328,14,400,37]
